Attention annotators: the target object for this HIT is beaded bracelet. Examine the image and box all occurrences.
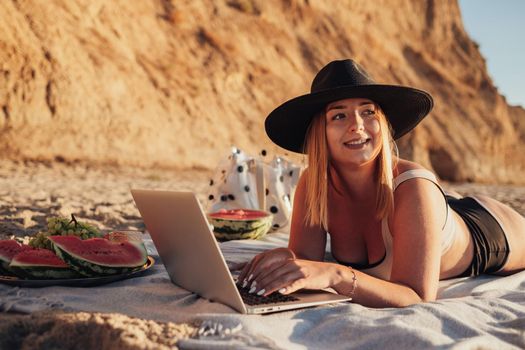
[348,267,358,296]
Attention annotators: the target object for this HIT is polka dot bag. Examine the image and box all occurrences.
[206,147,301,231]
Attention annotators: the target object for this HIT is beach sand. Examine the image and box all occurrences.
[1,160,524,348]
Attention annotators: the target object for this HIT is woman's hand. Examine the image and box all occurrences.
[256,259,342,296]
[237,247,296,288]
[238,248,342,296]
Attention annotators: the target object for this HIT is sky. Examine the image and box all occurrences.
[459,0,525,107]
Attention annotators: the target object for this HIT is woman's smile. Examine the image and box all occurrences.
[342,137,371,149]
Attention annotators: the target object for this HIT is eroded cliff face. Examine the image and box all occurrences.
[1,0,523,183]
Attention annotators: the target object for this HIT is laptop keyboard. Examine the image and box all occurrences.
[237,285,299,306]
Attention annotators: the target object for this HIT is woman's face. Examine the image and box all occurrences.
[325,98,382,168]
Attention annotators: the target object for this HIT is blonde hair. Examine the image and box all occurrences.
[303,105,398,230]
[303,113,329,230]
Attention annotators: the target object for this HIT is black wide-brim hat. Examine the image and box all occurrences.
[265,59,433,154]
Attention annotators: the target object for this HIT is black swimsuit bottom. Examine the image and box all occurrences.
[446,196,510,277]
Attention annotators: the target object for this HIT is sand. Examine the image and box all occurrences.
[0,311,198,350]
[1,160,524,348]
[0,160,211,239]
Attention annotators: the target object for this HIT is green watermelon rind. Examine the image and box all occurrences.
[8,265,81,279]
[51,240,148,277]
[208,214,273,232]
[212,220,272,241]
[0,262,15,276]
[212,218,272,233]
[209,215,273,232]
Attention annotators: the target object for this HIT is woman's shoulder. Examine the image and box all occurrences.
[392,159,442,195]
[393,159,432,178]
[391,160,444,206]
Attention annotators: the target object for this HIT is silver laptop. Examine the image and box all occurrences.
[131,189,351,314]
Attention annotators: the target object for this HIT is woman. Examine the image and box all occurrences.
[237,59,525,308]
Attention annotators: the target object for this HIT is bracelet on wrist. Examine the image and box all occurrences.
[348,267,358,296]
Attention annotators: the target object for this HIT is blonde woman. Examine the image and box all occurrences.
[237,59,525,308]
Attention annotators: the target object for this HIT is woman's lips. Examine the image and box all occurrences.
[343,138,370,149]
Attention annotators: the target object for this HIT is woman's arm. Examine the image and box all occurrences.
[252,177,446,307]
[387,177,444,302]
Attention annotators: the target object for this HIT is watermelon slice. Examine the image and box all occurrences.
[9,248,81,279]
[207,209,273,241]
[48,235,148,277]
[0,240,31,276]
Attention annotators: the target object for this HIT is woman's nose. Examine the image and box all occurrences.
[347,113,364,132]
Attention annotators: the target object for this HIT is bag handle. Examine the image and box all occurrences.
[249,159,266,211]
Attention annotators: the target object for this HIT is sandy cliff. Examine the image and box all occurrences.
[0,0,523,183]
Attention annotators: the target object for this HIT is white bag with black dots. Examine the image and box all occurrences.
[207,147,301,231]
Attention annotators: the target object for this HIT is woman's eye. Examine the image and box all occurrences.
[361,109,376,116]
[332,113,345,121]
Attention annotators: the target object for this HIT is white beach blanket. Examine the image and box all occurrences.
[1,232,524,349]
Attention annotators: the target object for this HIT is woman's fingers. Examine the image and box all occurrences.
[253,257,296,288]
[238,248,295,288]
[229,261,247,285]
[242,254,273,289]
[238,253,265,286]
[237,259,255,285]
[276,275,308,295]
[242,259,335,297]
[254,260,306,296]
[254,260,334,296]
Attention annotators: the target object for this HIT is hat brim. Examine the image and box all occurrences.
[265,84,433,154]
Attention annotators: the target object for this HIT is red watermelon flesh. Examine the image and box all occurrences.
[208,209,270,220]
[11,248,69,267]
[48,235,148,276]
[9,248,81,279]
[0,240,31,275]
